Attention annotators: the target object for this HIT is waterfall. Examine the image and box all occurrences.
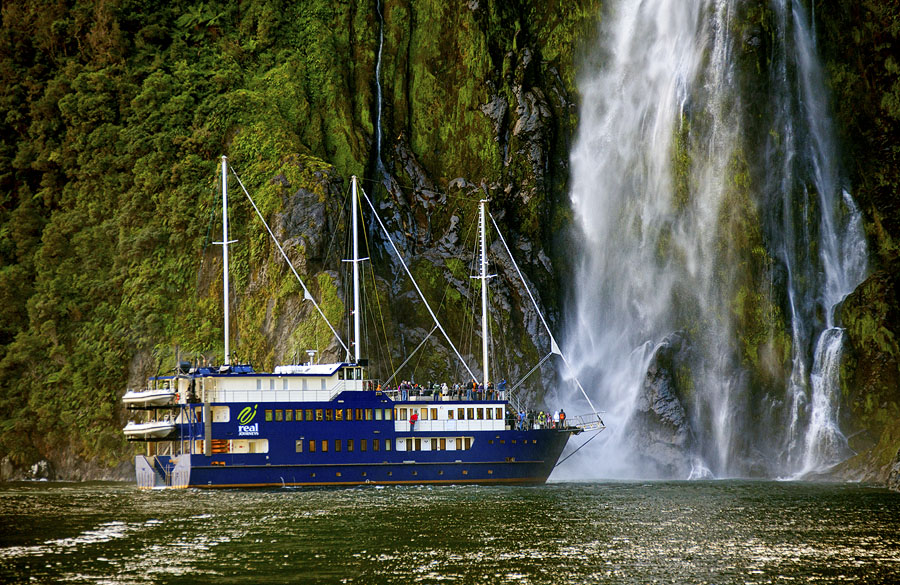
[563,0,866,479]
[374,0,388,182]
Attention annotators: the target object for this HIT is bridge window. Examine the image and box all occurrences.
[467,408,474,420]
[486,408,492,420]
[477,408,484,420]
[457,408,465,420]
[496,408,503,420]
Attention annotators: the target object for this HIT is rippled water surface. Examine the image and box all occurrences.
[1,481,898,584]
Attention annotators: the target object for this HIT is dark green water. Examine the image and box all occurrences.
[1,481,898,584]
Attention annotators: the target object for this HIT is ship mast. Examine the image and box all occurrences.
[479,199,490,389]
[221,155,231,366]
[351,176,362,363]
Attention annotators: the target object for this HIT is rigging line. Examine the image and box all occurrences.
[359,185,478,382]
[509,351,553,395]
[553,428,605,469]
[229,166,350,355]
[356,175,486,205]
[358,189,396,379]
[488,212,598,414]
[384,325,438,387]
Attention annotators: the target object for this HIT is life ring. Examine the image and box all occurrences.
[175,392,180,402]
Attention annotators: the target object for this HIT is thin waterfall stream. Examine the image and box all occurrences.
[561,0,867,479]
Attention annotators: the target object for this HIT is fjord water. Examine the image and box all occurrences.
[564,0,867,477]
[2,481,898,584]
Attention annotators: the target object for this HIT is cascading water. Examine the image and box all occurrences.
[563,0,866,479]
[374,0,389,183]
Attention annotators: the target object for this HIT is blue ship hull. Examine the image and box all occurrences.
[133,389,579,488]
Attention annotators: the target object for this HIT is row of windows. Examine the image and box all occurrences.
[266,408,393,422]
[398,407,504,421]
[294,437,477,453]
[297,438,392,453]
[263,406,504,423]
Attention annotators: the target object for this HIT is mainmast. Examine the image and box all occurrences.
[221,155,231,366]
[351,176,362,363]
[479,199,490,389]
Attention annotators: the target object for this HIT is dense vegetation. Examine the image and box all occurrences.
[0,0,897,482]
[0,0,599,476]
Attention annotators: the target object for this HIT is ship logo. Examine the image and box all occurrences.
[237,404,258,425]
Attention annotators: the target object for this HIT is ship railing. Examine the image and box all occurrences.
[568,412,606,432]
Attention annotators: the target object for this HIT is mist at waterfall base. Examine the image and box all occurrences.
[556,0,867,480]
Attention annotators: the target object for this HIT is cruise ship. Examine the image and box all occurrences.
[123,158,604,488]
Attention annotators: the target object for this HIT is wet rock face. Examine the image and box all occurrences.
[628,333,696,477]
[889,448,900,492]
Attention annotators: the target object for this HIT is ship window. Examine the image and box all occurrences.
[305,409,313,421]
[285,409,293,422]
[321,379,326,391]
[325,409,333,421]
[315,409,323,421]
[361,439,367,452]
[440,438,446,450]
[270,379,275,390]
[512,439,517,444]
[448,410,455,420]
[347,439,354,452]
[321,440,328,452]
[477,408,484,420]
[335,439,342,452]
[335,409,344,421]
[275,410,283,422]
[257,379,261,390]
[373,438,380,451]
[365,409,373,420]
[489,440,494,445]
[467,408,474,420]
[336,472,341,477]
[339,369,345,380]
[486,408,492,420]
[384,409,392,420]
[302,379,308,391]
[399,408,407,420]
[355,409,363,421]
[375,409,383,420]
[431,408,437,420]
[295,440,303,453]
[457,408,465,420]
[500,440,505,444]
[309,439,316,453]
[283,378,288,390]
[456,438,462,450]
[265,410,273,422]
[385,439,392,451]
[533,440,537,444]
[346,408,354,421]
[496,408,502,420]
[488,470,493,475]
[465,437,472,449]
[414,438,421,451]
[420,408,428,421]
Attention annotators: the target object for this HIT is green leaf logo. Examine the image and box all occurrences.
[237,404,258,425]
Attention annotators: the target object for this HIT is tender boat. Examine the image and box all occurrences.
[122,388,176,407]
[123,419,176,440]
[125,157,604,488]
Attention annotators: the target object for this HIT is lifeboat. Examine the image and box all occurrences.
[122,388,176,407]
[123,420,176,439]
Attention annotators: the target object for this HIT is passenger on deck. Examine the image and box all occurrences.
[409,411,418,431]
[560,409,566,428]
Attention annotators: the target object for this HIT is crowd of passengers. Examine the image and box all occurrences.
[377,379,509,401]
[508,408,568,430]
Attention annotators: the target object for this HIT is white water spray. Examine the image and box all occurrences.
[564,0,866,479]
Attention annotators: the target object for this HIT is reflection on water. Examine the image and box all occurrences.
[1,481,898,584]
